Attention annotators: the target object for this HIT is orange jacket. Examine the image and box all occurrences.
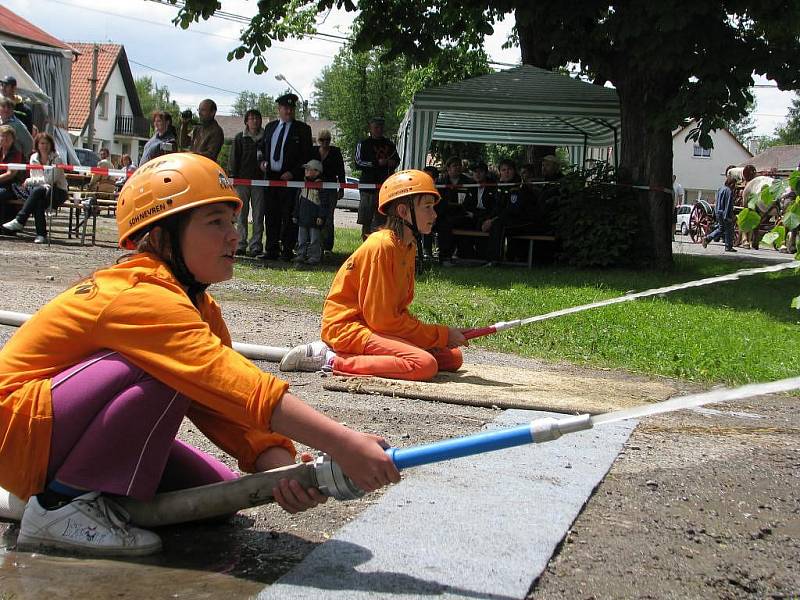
[0,254,292,500]
[321,229,448,354]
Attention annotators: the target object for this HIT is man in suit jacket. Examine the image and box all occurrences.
[259,93,313,260]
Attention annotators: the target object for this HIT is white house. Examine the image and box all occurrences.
[68,43,149,163]
[673,120,752,203]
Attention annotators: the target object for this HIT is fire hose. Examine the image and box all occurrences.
[2,375,798,525]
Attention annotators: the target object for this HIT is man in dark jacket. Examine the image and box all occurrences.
[435,157,476,265]
[259,93,313,260]
[703,176,737,252]
[228,109,265,256]
[354,117,398,238]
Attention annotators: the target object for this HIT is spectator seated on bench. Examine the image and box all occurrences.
[435,157,477,266]
[2,132,68,244]
[0,125,26,229]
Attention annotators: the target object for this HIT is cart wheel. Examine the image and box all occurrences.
[688,204,712,244]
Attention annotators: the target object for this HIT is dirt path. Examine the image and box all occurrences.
[0,225,798,599]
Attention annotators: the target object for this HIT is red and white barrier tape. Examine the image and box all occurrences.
[0,163,673,194]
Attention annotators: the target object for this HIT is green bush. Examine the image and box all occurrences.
[549,164,639,268]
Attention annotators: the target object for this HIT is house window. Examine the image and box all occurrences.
[692,144,711,158]
[116,95,125,116]
[97,92,108,120]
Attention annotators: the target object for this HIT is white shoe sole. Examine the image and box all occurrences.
[17,533,162,557]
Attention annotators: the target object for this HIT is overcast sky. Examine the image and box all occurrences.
[6,0,796,137]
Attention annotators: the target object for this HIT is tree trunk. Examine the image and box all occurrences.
[616,77,674,269]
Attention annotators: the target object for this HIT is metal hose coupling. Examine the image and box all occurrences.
[529,414,593,443]
[313,454,365,500]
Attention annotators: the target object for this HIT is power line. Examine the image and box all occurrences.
[45,0,337,59]
[128,59,241,95]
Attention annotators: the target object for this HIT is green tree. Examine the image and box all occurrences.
[774,94,800,146]
[167,1,800,268]
[725,93,757,146]
[232,90,277,120]
[313,46,406,170]
[135,76,181,122]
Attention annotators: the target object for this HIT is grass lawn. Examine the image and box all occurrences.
[233,228,799,385]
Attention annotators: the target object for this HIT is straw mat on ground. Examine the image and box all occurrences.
[322,363,676,414]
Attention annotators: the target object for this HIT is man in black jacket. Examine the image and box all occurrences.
[354,117,398,238]
[259,93,313,260]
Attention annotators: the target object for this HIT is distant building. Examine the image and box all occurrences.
[740,145,800,174]
[67,43,149,163]
[673,120,752,203]
[216,115,338,144]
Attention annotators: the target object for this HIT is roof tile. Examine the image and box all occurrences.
[68,43,122,132]
[0,5,71,49]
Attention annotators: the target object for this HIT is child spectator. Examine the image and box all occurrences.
[280,169,469,381]
[292,159,329,265]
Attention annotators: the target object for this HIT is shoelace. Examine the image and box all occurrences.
[76,494,135,542]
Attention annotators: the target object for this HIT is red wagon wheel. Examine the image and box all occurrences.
[688,202,713,244]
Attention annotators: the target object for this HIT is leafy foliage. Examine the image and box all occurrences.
[134,76,182,129]
[773,94,800,146]
[549,163,639,268]
[313,46,406,170]
[231,91,277,119]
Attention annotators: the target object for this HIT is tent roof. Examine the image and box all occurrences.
[0,43,48,104]
[399,65,621,168]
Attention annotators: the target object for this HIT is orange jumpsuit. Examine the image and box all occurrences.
[321,229,462,380]
[0,254,293,500]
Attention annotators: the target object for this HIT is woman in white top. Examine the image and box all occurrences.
[2,132,68,244]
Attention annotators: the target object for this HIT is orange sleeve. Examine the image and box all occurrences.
[357,240,448,350]
[94,280,292,466]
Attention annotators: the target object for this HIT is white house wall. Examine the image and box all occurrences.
[76,65,143,162]
[673,124,752,202]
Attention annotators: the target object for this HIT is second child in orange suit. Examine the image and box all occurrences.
[280,169,470,381]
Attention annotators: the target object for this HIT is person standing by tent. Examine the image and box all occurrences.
[228,109,265,257]
[279,169,469,381]
[0,95,32,159]
[0,153,399,557]
[355,117,398,239]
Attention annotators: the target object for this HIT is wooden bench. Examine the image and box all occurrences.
[450,229,557,268]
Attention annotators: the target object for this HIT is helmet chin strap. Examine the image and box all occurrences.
[403,203,425,274]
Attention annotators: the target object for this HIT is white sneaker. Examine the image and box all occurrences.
[34,235,47,244]
[17,492,162,556]
[2,218,23,232]
[279,340,331,372]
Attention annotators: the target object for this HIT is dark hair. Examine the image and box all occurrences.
[244,109,262,124]
[498,159,517,172]
[152,111,173,126]
[33,132,55,155]
[445,156,461,169]
[202,99,217,113]
[423,165,439,180]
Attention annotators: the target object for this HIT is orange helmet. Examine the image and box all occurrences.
[116,153,241,249]
[377,169,440,215]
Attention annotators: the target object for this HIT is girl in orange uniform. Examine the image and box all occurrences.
[0,153,399,557]
[280,169,469,381]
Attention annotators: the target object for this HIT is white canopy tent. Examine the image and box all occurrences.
[0,43,48,103]
[398,65,621,169]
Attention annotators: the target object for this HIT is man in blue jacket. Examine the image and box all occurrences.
[703,176,736,252]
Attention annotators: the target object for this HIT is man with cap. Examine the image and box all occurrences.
[1,76,33,133]
[178,99,224,161]
[0,96,32,159]
[259,93,313,261]
[355,117,399,239]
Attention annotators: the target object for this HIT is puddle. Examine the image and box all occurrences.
[0,514,318,599]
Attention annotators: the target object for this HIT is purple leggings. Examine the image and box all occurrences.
[47,351,236,501]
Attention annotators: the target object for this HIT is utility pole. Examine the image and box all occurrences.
[86,43,98,149]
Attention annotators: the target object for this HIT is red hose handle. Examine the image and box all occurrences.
[462,326,497,340]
